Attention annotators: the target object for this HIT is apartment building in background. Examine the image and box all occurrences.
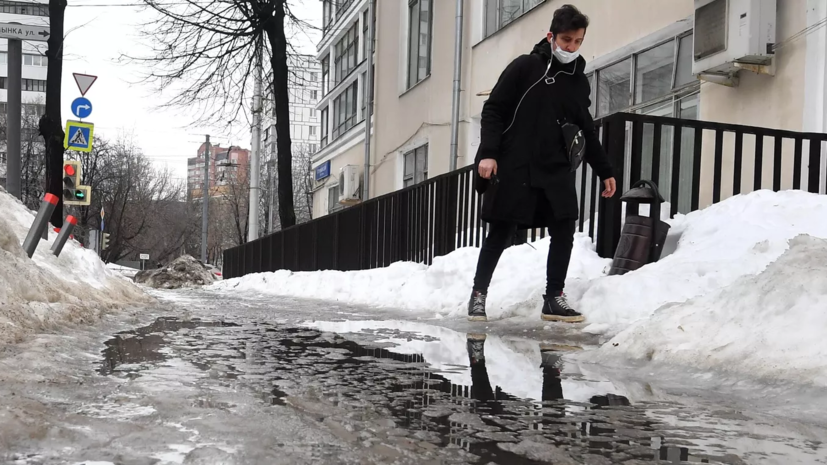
[0,0,49,184]
[311,0,375,218]
[306,0,827,220]
[187,143,250,200]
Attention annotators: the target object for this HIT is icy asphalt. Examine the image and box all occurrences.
[2,288,827,464]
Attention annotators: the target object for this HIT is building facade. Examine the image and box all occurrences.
[0,0,49,184]
[311,0,375,218]
[303,0,827,221]
[187,143,250,200]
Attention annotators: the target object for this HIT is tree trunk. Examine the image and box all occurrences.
[265,0,296,229]
[40,0,67,227]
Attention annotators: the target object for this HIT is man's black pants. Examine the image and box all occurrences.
[472,218,576,297]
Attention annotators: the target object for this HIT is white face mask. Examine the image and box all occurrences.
[551,37,580,64]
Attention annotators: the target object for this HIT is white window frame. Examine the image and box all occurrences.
[406,0,433,89]
[402,144,429,188]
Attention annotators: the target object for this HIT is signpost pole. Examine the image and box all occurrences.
[6,38,21,199]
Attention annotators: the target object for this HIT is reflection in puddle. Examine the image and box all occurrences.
[99,318,827,464]
[99,317,239,376]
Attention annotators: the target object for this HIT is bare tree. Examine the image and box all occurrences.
[292,144,313,224]
[40,0,67,227]
[0,103,47,210]
[130,0,318,230]
[67,137,189,263]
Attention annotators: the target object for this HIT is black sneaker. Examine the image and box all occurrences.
[541,293,585,323]
[468,290,488,322]
[467,333,486,363]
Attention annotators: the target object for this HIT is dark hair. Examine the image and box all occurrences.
[550,4,590,35]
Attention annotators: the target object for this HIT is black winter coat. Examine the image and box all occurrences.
[475,38,613,228]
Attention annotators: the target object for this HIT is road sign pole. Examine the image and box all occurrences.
[6,38,21,200]
[201,135,210,264]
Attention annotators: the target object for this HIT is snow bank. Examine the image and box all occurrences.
[216,190,827,328]
[0,188,149,344]
[579,190,827,333]
[590,234,827,385]
[214,232,609,320]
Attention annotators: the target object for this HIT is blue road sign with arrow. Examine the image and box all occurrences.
[71,97,92,119]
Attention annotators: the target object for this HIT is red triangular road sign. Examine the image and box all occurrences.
[73,73,97,96]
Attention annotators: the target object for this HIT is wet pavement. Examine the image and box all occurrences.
[2,290,827,464]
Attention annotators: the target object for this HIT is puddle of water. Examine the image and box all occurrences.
[99,317,239,376]
[98,318,827,465]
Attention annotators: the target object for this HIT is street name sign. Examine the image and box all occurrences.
[0,23,50,42]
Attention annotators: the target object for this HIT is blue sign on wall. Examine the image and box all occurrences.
[315,160,331,181]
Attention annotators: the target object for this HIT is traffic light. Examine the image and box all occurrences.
[62,160,91,206]
[101,233,110,250]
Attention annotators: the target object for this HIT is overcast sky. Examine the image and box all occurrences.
[61,0,321,183]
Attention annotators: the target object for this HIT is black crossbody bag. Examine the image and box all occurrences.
[558,118,586,173]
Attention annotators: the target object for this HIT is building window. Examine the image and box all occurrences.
[0,78,47,92]
[332,81,358,141]
[311,90,318,100]
[403,144,428,187]
[593,32,696,118]
[310,108,316,118]
[310,126,317,136]
[360,66,374,121]
[484,0,544,38]
[321,55,330,95]
[320,106,329,148]
[336,0,355,20]
[0,1,49,17]
[597,59,631,117]
[328,185,342,213]
[407,0,433,89]
[635,41,674,104]
[310,143,317,153]
[23,54,46,67]
[310,72,317,82]
[322,0,332,31]
[334,22,359,85]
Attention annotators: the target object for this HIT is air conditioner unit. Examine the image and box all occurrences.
[338,165,361,205]
[692,0,776,82]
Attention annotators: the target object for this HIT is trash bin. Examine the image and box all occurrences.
[608,180,671,276]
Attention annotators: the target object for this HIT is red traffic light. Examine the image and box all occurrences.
[64,164,76,176]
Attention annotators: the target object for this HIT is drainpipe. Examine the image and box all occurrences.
[449,0,464,172]
[362,0,375,201]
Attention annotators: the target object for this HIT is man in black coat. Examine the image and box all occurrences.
[468,4,616,323]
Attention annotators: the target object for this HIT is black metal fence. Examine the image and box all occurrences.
[223,112,827,279]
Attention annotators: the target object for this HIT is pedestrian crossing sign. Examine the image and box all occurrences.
[64,120,94,152]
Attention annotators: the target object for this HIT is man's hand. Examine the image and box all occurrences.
[602,177,617,198]
[478,159,498,179]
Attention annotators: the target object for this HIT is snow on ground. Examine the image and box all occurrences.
[217,190,827,330]
[588,234,827,385]
[0,188,149,344]
[214,233,608,322]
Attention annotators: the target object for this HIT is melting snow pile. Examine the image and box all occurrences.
[592,234,827,385]
[134,255,215,289]
[216,190,827,329]
[214,232,609,321]
[0,187,150,344]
